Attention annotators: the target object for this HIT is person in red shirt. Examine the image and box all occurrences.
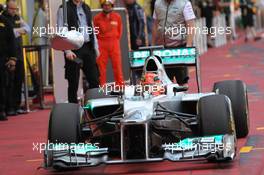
[94,0,124,86]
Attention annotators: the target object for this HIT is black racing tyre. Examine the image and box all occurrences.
[213,80,249,138]
[198,95,235,136]
[48,103,82,144]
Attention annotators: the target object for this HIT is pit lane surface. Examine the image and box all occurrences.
[1,38,264,175]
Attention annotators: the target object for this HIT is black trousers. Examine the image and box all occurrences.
[165,44,189,85]
[65,43,99,103]
[242,14,254,28]
[165,66,189,85]
[0,62,7,112]
[13,57,24,109]
[0,60,15,112]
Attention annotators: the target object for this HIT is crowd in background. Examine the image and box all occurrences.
[193,0,263,42]
[109,0,264,46]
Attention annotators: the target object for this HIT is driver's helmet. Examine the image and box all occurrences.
[141,72,165,96]
[100,0,115,6]
[141,72,160,85]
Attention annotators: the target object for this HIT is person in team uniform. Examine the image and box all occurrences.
[152,0,196,87]
[94,0,124,86]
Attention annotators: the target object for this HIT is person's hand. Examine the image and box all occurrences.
[5,59,16,72]
[136,38,143,46]
[15,28,26,35]
[65,51,77,61]
[18,28,26,35]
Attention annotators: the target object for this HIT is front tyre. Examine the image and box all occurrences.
[198,95,235,136]
[213,80,249,138]
[48,103,82,144]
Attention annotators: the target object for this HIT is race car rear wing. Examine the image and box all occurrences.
[129,47,202,92]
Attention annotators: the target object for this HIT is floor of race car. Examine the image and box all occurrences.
[1,37,264,175]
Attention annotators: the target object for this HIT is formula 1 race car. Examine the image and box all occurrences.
[44,47,249,170]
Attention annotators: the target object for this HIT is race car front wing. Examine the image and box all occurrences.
[44,134,236,169]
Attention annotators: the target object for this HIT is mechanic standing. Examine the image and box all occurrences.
[0,9,17,121]
[198,0,217,47]
[94,0,124,86]
[124,0,146,50]
[219,0,237,41]
[152,0,196,86]
[3,0,30,115]
[57,0,100,103]
[240,0,261,42]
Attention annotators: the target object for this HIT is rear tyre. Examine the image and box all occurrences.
[213,80,249,138]
[198,95,235,136]
[48,103,82,144]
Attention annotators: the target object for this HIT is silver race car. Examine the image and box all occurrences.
[44,47,249,170]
